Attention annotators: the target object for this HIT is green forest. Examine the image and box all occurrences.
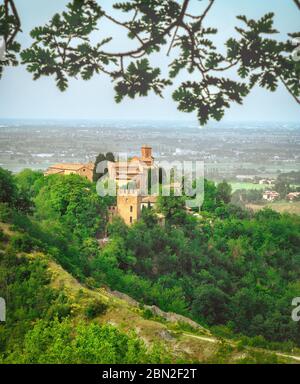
[0,167,300,363]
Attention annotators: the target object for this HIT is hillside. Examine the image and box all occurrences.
[48,254,300,364]
[1,169,300,364]
[1,222,300,364]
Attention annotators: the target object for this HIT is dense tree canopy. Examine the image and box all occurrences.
[99,201,300,346]
[0,168,33,213]
[0,0,299,124]
[0,167,18,205]
[34,173,107,238]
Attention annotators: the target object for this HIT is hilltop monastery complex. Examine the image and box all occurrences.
[45,146,163,226]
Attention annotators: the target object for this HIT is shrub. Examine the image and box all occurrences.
[46,293,72,321]
[0,203,13,223]
[85,300,107,319]
[9,233,37,252]
[142,308,154,320]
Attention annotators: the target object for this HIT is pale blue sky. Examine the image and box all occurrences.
[0,0,299,122]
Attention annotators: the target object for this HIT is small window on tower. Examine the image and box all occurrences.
[130,216,133,223]
[130,205,133,212]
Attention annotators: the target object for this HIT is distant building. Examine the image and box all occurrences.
[45,145,153,186]
[45,145,163,226]
[107,146,167,226]
[107,145,164,226]
[262,191,280,202]
[107,145,155,188]
[259,178,275,185]
[45,162,94,182]
[286,192,300,201]
[140,195,158,210]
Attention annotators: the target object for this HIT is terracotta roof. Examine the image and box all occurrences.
[85,162,95,170]
[48,163,87,171]
[141,195,157,203]
[45,168,64,175]
[130,156,140,162]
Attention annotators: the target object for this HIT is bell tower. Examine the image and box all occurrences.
[141,145,153,167]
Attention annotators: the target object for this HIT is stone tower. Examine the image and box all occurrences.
[117,189,142,225]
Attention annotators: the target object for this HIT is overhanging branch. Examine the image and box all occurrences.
[293,0,300,11]
[4,0,21,46]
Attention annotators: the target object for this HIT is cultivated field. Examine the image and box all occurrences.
[230,182,267,192]
[247,201,300,215]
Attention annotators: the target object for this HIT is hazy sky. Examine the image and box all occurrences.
[0,0,299,122]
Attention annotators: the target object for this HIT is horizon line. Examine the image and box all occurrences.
[0,117,299,124]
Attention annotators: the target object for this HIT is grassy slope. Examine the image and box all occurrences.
[1,223,300,364]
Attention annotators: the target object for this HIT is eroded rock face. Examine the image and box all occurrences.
[110,290,140,307]
[165,312,203,330]
[158,329,174,341]
[144,305,207,332]
[109,289,207,333]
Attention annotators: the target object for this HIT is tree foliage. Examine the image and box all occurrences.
[0,167,33,213]
[34,173,106,239]
[12,319,168,364]
[93,152,115,182]
[0,0,299,125]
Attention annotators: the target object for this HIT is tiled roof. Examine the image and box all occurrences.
[45,168,65,175]
[141,195,157,203]
[48,163,87,171]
